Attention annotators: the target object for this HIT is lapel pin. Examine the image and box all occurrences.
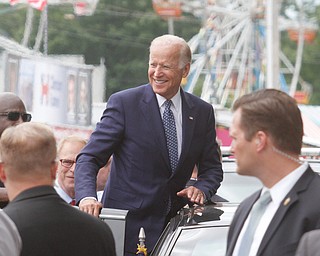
[189,116,193,120]
[283,197,291,206]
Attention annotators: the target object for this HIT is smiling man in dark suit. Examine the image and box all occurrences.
[226,89,320,256]
[75,34,223,255]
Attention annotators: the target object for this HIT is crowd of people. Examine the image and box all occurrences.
[0,34,320,256]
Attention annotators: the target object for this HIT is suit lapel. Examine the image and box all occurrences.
[257,192,298,254]
[140,85,171,172]
[139,87,200,175]
[228,191,261,254]
[257,167,314,254]
[178,90,196,167]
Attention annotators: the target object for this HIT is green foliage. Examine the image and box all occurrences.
[0,6,28,41]
[0,0,201,100]
[281,4,320,104]
[0,1,319,104]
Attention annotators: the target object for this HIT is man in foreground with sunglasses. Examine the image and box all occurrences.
[0,92,32,208]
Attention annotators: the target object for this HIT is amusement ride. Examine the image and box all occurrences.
[153,0,318,108]
[1,0,318,109]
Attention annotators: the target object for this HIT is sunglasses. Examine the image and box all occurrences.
[0,112,32,122]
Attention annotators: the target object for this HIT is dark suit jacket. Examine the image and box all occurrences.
[226,167,320,256]
[295,229,320,256]
[75,84,223,254]
[4,186,116,256]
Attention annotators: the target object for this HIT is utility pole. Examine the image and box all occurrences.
[265,0,281,89]
[168,17,174,35]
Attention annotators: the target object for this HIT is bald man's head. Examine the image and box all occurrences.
[0,92,30,136]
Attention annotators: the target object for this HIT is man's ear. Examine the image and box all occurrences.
[182,62,191,78]
[0,163,7,183]
[255,131,267,150]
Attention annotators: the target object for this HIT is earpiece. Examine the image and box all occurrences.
[255,139,260,145]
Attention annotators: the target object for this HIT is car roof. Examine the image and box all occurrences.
[216,147,320,203]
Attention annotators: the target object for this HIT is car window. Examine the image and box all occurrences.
[216,158,320,203]
[215,161,262,203]
[170,225,229,256]
[217,171,262,202]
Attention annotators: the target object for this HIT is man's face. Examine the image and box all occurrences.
[57,141,85,198]
[0,97,27,136]
[229,109,256,176]
[148,44,190,99]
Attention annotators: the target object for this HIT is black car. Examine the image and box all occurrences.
[151,202,238,256]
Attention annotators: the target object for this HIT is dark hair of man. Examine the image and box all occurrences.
[232,88,303,155]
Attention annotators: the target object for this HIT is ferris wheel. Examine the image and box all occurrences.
[173,0,318,108]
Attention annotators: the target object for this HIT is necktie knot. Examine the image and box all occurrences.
[258,191,272,206]
[164,100,172,110]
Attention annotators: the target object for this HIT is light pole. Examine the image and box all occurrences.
[265,0,281,89]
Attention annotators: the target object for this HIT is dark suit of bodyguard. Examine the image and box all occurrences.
[226,166,320,256]
[226,89,320,256]
[75,35,223,255]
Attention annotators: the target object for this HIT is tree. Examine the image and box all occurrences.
[47,0,201,98]
[0,0,319,104]
[280,2,320,104]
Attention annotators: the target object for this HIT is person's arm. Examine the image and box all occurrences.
[192,105,223,199]
[178,105,223,205]
[75,94,123,214]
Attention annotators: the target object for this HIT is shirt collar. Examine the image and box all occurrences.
[54,180,73,203]
[262,162,308,204]
[156,89,181,111]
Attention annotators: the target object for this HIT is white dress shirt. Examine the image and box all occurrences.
[54,180,73,204]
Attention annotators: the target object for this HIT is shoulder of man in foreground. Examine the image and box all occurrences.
[0,209,21,256]
[295,229,320,256]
